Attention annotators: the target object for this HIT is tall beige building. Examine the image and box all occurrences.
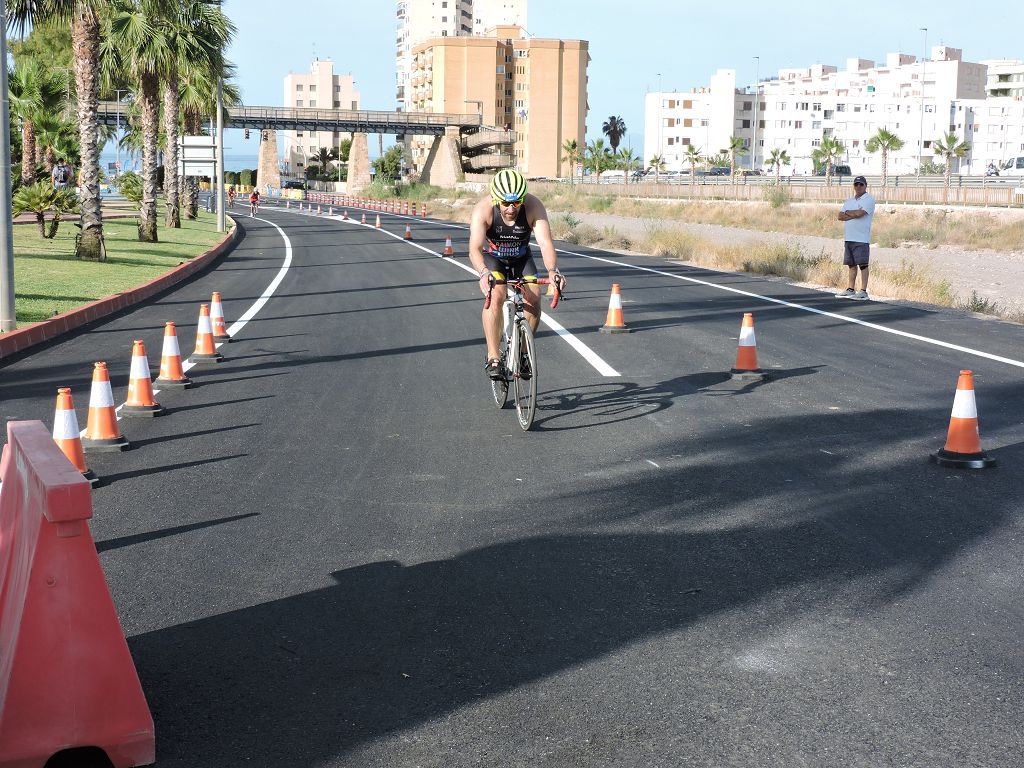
[411,25,588,178]
[395,0,527,112]
[282,59,360,177]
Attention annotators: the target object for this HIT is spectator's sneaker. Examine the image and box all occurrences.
[851,290,869,301]
[835,288,855,298]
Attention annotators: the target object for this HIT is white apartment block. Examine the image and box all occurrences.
[395,0,526,112]
[282,59,360,176]
[644,69,759,172]
[984,59,1024,99]
[646,46,1023,177]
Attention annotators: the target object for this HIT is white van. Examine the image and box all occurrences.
[999,156,1024,176]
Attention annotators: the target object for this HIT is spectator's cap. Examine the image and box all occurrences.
[854,175,867,185]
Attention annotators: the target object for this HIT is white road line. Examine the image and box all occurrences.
[370,213,1024,371]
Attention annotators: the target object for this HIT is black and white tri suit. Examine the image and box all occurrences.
[483,204,538,281]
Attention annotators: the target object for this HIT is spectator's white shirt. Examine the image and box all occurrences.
[840,192,875,243]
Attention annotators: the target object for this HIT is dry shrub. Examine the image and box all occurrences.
[599,226,632,251]
[645,228,700,260]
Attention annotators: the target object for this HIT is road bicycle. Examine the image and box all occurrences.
[249,197,260,216]
[484,275,562,431]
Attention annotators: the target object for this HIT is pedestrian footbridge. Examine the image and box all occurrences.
[95,102,514,185]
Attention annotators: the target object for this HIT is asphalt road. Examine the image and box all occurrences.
[2,198,1022,767]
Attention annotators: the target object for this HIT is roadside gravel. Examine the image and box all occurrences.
[563,209,1024,315]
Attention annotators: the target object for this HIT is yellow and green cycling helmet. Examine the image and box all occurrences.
[489,169,528,205]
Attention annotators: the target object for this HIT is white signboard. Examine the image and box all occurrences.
[179,135,217,177]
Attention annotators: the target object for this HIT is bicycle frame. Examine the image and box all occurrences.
[484,277,561,381]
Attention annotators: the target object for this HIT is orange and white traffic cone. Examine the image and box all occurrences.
[286,199,291,209]
[931,370,996,469]
[361,213,366,225]
[730,313,766,381]
[599,284,631,334]
[375,214,381,228]
[421,205,427,218]
[210,291,232,342]
[404,224,412,240]
[317,204,322,214]
[192,303,224,363]
[443,236,454,256]
[155,321,193,389]
[342,209,348,220]
[328,207,333,216]
[82,362,130,452]
[52,387,100,486]
[122,340,165,417]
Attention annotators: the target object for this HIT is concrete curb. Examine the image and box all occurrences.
[0,223,239,364]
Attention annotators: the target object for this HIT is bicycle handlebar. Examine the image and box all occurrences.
[483,277,563,311]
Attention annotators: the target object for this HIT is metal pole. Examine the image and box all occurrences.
[216,74,225,232]
[752,57,759,170]
[917,27,928,180]
[656,73,662,167]
[0,3,17,332]
[115,90,122,179]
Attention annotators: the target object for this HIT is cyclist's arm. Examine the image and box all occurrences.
[527,196,558,274]
[468,199,492,276]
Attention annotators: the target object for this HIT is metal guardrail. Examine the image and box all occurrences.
[94,102,482,135]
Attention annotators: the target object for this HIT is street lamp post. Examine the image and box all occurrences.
[0,1,15,332]
[656,73,662,168]
[752,56,759,170]
[917,27,928,180]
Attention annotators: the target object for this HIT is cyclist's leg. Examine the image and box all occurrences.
[515,254,542,332]
[482,253,508,363]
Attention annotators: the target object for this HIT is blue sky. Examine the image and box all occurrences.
[208,0,1021,164]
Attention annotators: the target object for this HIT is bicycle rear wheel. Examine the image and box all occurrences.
[512,321,537,430]
[490,369,508,408]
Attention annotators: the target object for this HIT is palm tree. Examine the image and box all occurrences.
[561,138,582,183]
[12,181,79,239]
[723,136,748,179]
[34,114,79,173]
[9,0,117,260]
[103,0,182,243]
[865,128,904,187]
[601,115,627,153]
[616,147,640,184]
[683,144,702,187]
[932,131,971,199]
[585,137,614,182]
[161,0,234,228]
[8,57,66,187]
[766,147,791,182]
[647,153,666,183]
[310,147,338,178]
[811,136,845,186]
[178,65,238,219]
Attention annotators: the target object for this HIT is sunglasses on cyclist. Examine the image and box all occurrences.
[499,199,523,208]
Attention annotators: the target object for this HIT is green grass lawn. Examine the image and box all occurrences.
[11,209,225,325]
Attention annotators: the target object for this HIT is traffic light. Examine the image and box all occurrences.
[244,129,250,139]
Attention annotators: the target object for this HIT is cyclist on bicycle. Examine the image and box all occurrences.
[249,188,260,216]
[227,185,236,206]
[469,169,564,379]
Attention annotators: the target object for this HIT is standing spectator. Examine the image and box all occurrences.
[52,159,71,190]
[835,175,875,301]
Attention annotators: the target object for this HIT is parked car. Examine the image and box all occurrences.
[282,180,306,190]
[740,169,763,176]
[999,156,1024,176]
[631,169,647,180]
[708,166,731,176]
[814,164,852,177]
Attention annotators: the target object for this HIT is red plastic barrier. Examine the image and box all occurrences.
[0,421,155,768]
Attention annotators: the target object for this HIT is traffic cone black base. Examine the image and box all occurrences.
[930,449,996,470]
[121,402,166,418]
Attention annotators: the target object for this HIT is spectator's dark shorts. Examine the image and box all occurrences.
[843,241,870,267]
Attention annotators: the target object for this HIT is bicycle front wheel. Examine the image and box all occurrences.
[512,320,537,430]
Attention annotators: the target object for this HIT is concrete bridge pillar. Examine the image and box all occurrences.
[421,126,464,188]
[348,133,372,192]
[257,129,281,192]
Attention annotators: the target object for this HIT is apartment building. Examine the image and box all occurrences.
[643,69,760,172]
[395,0,526,112]
[984,59,1024,99]
[410,25,588,178]
[282,59,360,176]
[645,46,1021,176]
